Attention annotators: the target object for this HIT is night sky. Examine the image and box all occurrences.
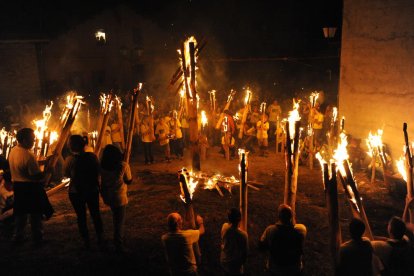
[0,0,343,101]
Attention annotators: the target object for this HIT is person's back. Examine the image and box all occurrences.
[162,229,199,275]
[66,151,99,195]
[260,204,306,275]
[337,218,373,276]
[220,208,248,275]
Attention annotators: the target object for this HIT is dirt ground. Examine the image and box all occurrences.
[0,143,405,275]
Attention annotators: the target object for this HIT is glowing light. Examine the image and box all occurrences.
[200,110,208,128]
[396,155,407,182]
[366,129,383,157]
[179,168,199,203]
[244,88,252,105]
[333,133,349,176]
[287,100,301,139]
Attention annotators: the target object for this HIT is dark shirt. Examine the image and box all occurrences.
[337,238,373,276]
[64,152,100,195]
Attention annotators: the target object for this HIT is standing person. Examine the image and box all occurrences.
[267,100,282,142]
[311,103,324,148]
[337,218,373,276]
[155,116,171,162]
[100,144,132,253]
[64,135,104,249]
[221,131,236,159]
[140,115,155,164]
[221,208,248,275]
[259,204,307,275]
[256,114,269,157]
[248,106,260,126]
[162,212,205,276]
[9,128,45,245]
[110,122,124,152]
[168,112,184,160]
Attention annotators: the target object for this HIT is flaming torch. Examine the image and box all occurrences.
[0,129,17,160]
[208,90,216,113]
[284,100,301,213]
[366,129,387,185]
[238,87,252,139]
[239,149,249,232]
[178,168,201,263]
[45,92,84,186]
[315,152,341,267]
[95,93,113,156]
[398,123,414,223]
[308,92,319,170]
[124,84,143,164]
[215,89,236,130]
[114,96,126,151]
[199,110,208,161]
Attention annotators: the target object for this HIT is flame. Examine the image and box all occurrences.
[33,101,58,155]
[179,168,199,203]
[287,99,301,139]
[244,88,252,105]
[179,89,185,98]
[146,95,154,113]
[178,36,197,99]
[332,107,338,123]
[396,155,407,182]
[227,90,234,103]
[204,178,216,190]
[310,91,319,107]
[115,96,122,109]
[260,102,267,114]
[200,110,208,127]
[333,133,349,176]
[366,129,383,157]
[315,152,326,168]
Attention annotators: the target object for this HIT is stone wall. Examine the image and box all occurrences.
[0,42,41,105]
[339,0,414,158]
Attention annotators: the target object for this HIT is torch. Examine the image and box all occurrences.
[239,149,249,232]
[366,129,388,185]
[308,92,319,170]
[238,88,252,140]
[115,96,126,151]
[215,90,236,130]
[179,168,201,263]
[199,110,208,161]
[400,123,414,223]
[124,84,142,164]
[95,93,113,156]
[284,100,301,213]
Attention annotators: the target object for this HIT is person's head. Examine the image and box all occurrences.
[278,204,293,225]
[388,216,406,240]
[101,144,123,170]
[228,208,241,226]
[16,128,35,149]
[167,212,182,232]
[349,218,365,240]
[273,100,278,105]
[263,114,268,122]
[68,135,86,154]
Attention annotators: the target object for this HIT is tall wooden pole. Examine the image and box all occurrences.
[188,42,200,171]
[402,123,414,223]
[179,171,201,264]
[124,86,141,164]
[284,121,301,213]
[95,94,113,157]
[116,98,126,151]
[239,151,248,232]
[323,163,341,267]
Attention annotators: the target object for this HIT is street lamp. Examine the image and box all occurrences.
[322,27,337,39]
[95,29,106,45]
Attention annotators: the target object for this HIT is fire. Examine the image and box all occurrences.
[33,101,58,157]
[100,93,113,114]
[177,36,197,98]
[200,110,208,127]
[146,96,155,113]
[115,96,122,108]
[332,107,338,123]
[260,102,267,114]
[244,88,252,105]
[333,133,349,176]
[366,129,383,157]
[180,89,185,99]
[287,99,301,139]
[396,155,407,182]
[179,168,199,203]
[309,91,319,107]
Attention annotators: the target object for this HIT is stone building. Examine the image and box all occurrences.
[339,0,414,158]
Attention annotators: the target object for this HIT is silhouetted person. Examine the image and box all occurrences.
[221,208,248,275]
[372,216,414,276]
[64,135,103,249]
[259,204,307,275]
[9,128,44,245]
[100,144,132,253]
[337,218,373,276]
[162,212,205,276]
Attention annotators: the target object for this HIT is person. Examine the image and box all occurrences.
[140,115,155,164]
[155,116,171,162]
[64,135,104,249]
[162,212,205,276]
[311,103,324,147]
[221,131,236,159]
[168,111,184,160]
[110,122,124,152]
[100,144,132,253]
[248,106,260,126]
[267,100,282,142]
[337,218,373,276]
[221,208,248,275]
[102,125,113,149]
[372,216,414,275]
[256,114,269,156]
[8,128,46,245]
[259,204,307,275]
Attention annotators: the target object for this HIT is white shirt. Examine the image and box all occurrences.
[8,145,41,182]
